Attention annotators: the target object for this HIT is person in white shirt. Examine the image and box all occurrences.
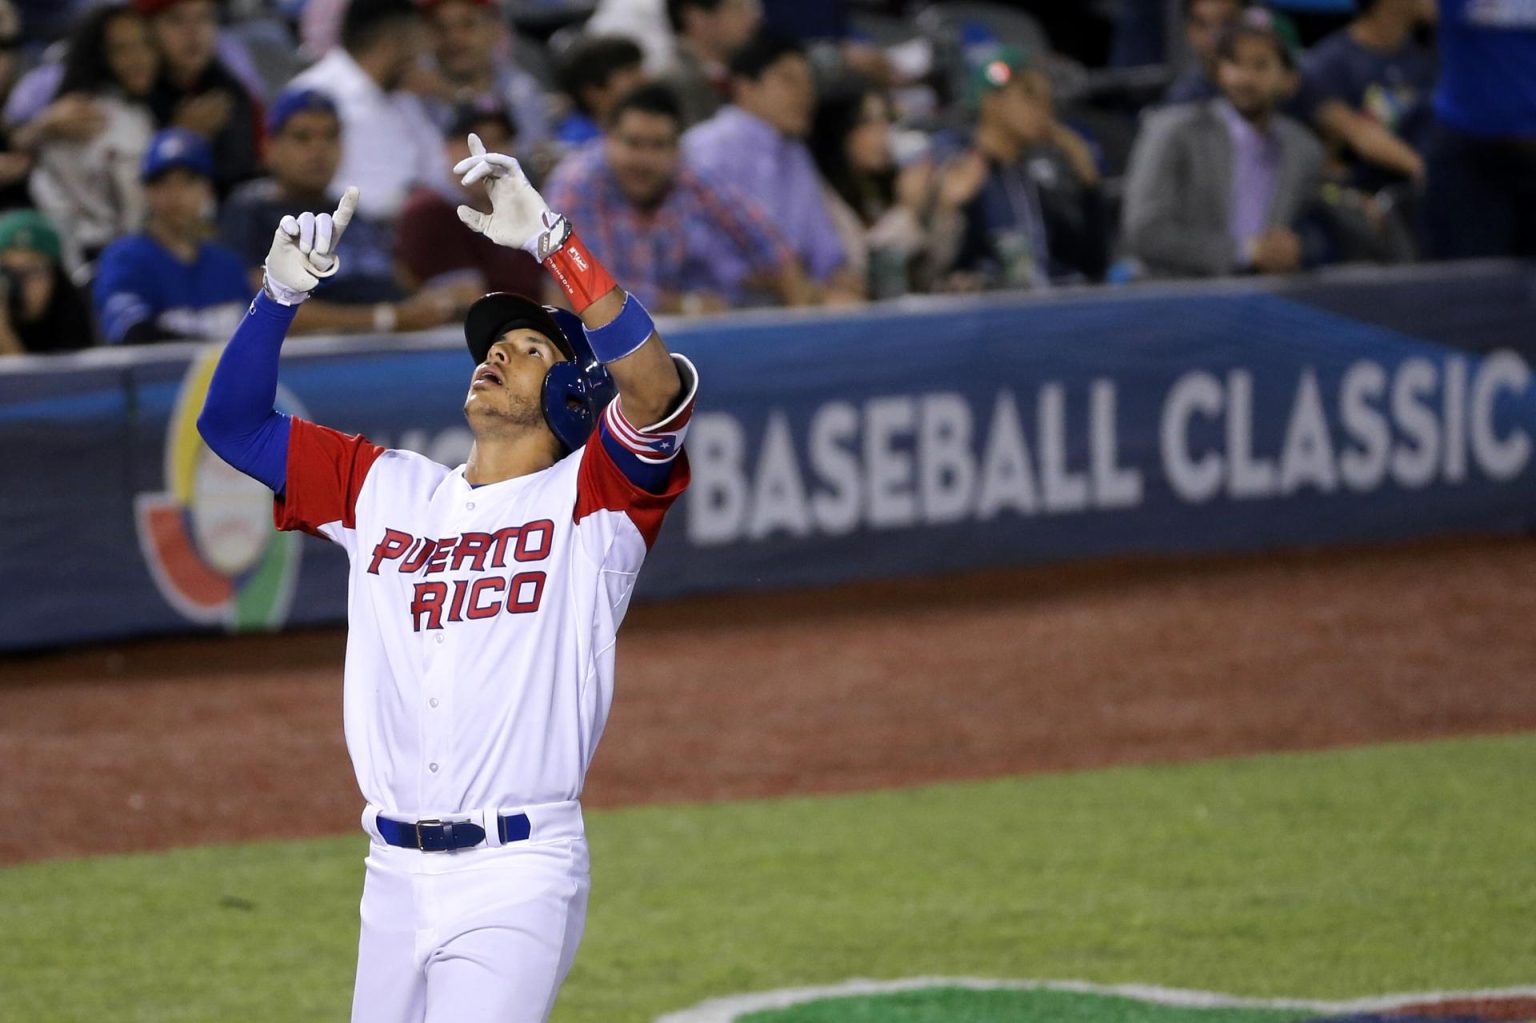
[291,0,446,219]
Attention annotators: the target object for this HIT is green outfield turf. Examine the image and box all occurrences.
[1,735,1532,1023]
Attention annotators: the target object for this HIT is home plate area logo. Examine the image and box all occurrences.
[655,979,1536,1023]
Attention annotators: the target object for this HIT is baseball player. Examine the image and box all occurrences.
[196,135,695,1022]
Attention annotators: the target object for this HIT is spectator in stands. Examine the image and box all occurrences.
[553,35,647,148]
[683,33,861,302]
[1122,12,1323,278]
[394,104,544,302]
[1299,0,1435,190]
[1423,0,1536,259]
[544,82,811,312]
[662,0,761,128]
[586,0,674,73]
[418,0,551,156]
[141,0,262,196]
[931,45,1107,290]
[291,0,444,220]
[1165,0,1245,105]
[809,80,963,298]
[220,88,456,334]
[0,0,30,211]
[0,209,94,355]
[92,128,248,343]
[23,5,158,273]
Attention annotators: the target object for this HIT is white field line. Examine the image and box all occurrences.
[655,977,1536,1023]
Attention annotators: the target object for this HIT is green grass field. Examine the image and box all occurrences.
[2,735,1532,1023]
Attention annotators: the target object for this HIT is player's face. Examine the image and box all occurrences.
[431,0,497,79]
[105,12,158,98]
[606,109,680,209]
[464,328,567,429]
[151,0,217,79]
[1217,35,1288,120]
[269,110,341,197]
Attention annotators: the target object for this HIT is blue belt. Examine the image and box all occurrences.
[376,812,532,852]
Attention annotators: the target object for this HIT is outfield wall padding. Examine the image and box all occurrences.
[2,260,1534,651]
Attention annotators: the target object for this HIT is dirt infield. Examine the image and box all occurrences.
[2,535,1534,866]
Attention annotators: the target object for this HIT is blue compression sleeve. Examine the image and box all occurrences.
[196,291,300,493]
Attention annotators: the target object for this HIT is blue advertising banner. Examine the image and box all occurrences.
[2,263,1534,651]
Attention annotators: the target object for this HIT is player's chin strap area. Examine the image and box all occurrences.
[363,799,583,852]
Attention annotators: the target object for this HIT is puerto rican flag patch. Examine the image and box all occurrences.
[600,355,697,465]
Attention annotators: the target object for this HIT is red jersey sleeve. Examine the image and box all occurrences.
[272,417,387,537]
[575,355,697,548]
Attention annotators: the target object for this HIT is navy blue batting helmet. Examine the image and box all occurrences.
[464,292,616,453]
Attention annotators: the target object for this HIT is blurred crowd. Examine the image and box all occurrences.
[0,0,1531,355]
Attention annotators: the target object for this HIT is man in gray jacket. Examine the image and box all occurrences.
[1122,9,1323,278]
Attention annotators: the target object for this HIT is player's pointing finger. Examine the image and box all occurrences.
[331,186,359,240]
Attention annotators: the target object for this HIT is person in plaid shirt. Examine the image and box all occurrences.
[542,82,817,313]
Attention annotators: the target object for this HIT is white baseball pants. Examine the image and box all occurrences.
[349,801,590,1023]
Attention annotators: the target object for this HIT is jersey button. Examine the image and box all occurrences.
[466,501,475,510]
[429,763,439,773]
[429,698,440,708]
[435,633,445,644]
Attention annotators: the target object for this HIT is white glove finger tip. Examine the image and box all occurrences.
[468,132,485,156]
[297,211,316,254]
[333,186,359,229]
[316,214,334,256]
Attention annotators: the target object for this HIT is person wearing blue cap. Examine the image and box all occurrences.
[219,87,456,334]
[90,126,250,344]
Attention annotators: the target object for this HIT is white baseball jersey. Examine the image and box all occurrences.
[273,356,697,820]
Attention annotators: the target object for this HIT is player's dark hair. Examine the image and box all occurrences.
[56,5,150,99]
[1355,0,1385,12]
[340,0,423,55]
[1214,13,1295,70]
[555,35,645,115]
[607,82,683,130]
[666,0,724,34]
[728,31,806,83]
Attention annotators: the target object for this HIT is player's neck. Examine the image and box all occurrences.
[464,433,561,485]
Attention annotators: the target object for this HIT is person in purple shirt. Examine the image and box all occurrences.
[545,83,813,312]
[1122,12,1324,278]
[682,32,863,303]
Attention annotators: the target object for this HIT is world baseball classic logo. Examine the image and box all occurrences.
[134,347,305,629]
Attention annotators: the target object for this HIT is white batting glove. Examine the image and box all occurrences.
[452,134,570,260]
[263,186,359,306]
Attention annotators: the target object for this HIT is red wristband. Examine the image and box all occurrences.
[542,232,617,314]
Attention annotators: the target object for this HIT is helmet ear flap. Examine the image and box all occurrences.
[539,306,618,453]
[542,362,595,453]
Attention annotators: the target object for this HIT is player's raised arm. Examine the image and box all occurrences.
[197,188,360,492]
[452,136,685,428]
